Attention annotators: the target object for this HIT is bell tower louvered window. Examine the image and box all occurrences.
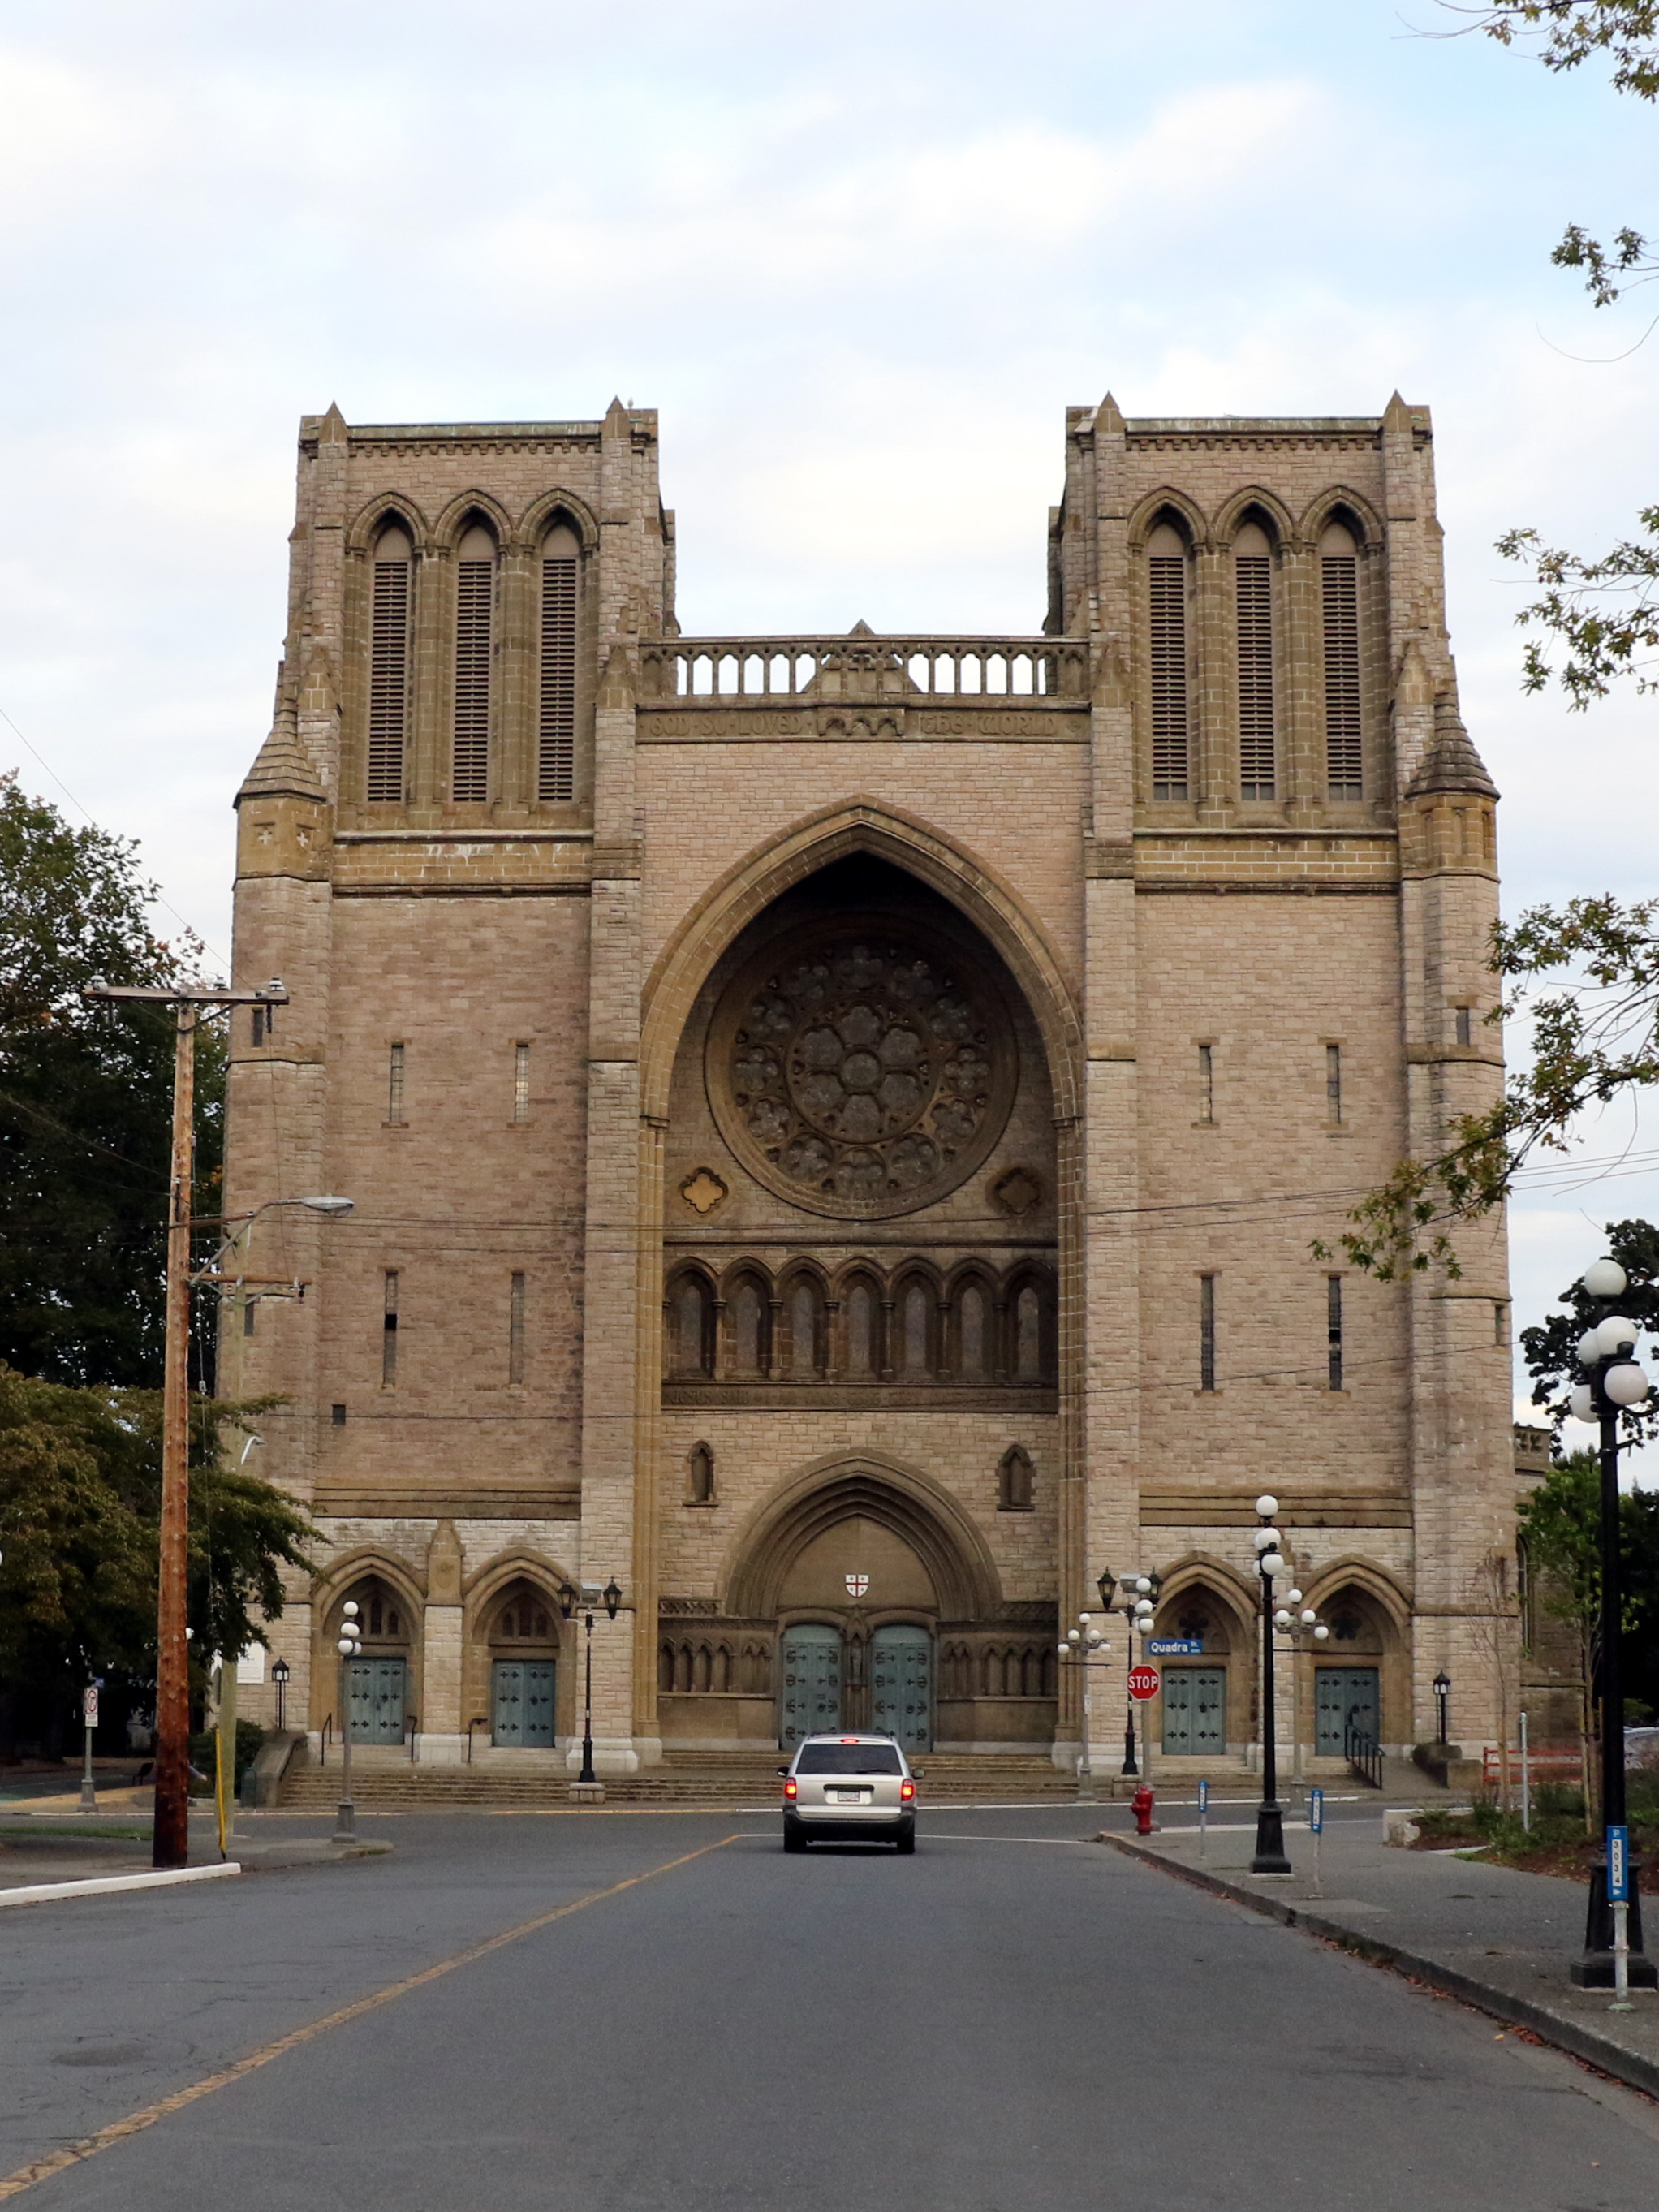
[539,520,579,803]
[452,522,495,804]
[1234,522,1276,801]
[1321,523,1363,800]
[1147,523,1189,800]
[367,524,412,804]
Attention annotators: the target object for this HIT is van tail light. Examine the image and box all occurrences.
[783,1778,798,1800]
[900,1779,916,1801]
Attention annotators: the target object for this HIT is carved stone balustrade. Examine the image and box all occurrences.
[638,632,1090,705]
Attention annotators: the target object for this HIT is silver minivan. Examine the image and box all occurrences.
[780,1733,918,1852]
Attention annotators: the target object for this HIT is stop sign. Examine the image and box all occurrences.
[1127,1664,1161,1701]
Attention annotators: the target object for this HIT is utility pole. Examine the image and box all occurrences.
[88,977,288,1869]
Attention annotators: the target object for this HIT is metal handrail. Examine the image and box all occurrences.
[407,1714,418,1762]
[320,1714,333,1769]
[1345,1723,1383,1790]
[467,1716,489,1764]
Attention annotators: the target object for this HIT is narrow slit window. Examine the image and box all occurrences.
[1148,524,1189,800]
[539,523,579,803]
[242,1298,256,1339]
[1327,1274,1344,1391]
[1200,1275,1216,1392]
[514,1041,531,1123]
[382,1270,399,1388]
[368,526,411,804]
[387,1041,406,1125]
[1198,1042,1214,1125]
[509,1272,525,1385]
[1235,525,1275,800]
[1321,527,1363,800]
[1454,1006,1472,1048]
[452,524,494,803]
[1326,1043,1342,1125]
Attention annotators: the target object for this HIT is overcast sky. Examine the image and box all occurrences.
[1,0,1656,1451]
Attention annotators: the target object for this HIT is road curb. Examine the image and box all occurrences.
[0,1862,241,1910]
[1099,1834,1659,2101]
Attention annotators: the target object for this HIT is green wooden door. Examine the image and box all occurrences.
[347,1658,407,1744]
[1315,1666,1380,1754]
[493,1661,557,1747]
[1161,1666,1226,1755]
[871,1624,933,1753]
[780,1623,842,1748]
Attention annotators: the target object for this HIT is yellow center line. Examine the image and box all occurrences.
[0,1834,740,2201]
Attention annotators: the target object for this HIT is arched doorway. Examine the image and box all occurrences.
[334,1576,411,1745]
[487,1580,559,1748]
[1148,1576,1252,1760]
[1311,1582,1399,1753]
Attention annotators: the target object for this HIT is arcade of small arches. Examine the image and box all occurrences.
[661,1257,1056,1397]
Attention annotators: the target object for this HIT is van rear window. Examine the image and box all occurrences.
[795,1744,903,1776]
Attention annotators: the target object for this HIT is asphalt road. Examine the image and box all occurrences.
[1,1805,1656,2211]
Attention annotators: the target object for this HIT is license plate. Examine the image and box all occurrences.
[830,1788,867,1804]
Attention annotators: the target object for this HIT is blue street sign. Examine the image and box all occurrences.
[1148,1638,1203,1657]
[1309,1787,1325,1834]
[1608,1824,1630,1904]
[1196,1779,1209,1813]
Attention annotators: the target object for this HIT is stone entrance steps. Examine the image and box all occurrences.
[275,1750,1265,1811]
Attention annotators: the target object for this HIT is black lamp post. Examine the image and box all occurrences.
[1251,1494,1291,1875]
[1098,1567,1157,1776]
[1433,1669,1450,1748]
[271,1655,290,1735]
[558,1577,623,1787]
[1566,1257,1657,1989]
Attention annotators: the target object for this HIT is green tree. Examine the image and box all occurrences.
[0,1363,313,1758]
[0,771,225,1386]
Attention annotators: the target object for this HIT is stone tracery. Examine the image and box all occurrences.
[708,922,1016,1218]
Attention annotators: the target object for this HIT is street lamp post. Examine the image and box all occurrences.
[1566,1256,1657,1990]
[1251,1494,1292,1875]
[1433,1669,1450,1748]
[271,1656,291,1735]
[1099,1570,1158,1777]
[334,1602,361,1845]
[1057,1613,1113,1801]
[558,1577,623,1785]
[1272,1590,1330,1802]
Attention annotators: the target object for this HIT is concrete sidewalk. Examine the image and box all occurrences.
[1101,1806,1659,2098]
[0,1810,386,1897]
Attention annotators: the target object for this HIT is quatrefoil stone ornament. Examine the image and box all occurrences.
[708,918,1017,1219]
[679,1166,728,1218]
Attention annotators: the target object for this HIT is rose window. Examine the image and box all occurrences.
[708,924,1017,1218]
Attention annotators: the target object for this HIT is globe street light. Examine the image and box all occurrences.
[1273,1589,1330,1801]
[1251,1493,1292,1874]
[1057,1613,1113,1802]
[1567,1257,1657,1990]
[333,1601,361,1845]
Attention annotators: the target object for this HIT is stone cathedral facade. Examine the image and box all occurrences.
[226,394,1516,1774]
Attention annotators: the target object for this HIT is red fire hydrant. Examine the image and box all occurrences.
[1132,1783,1156,1836]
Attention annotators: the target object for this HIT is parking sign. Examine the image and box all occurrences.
[1608,1824,1630,1904]
[1309,1787,1324,1835]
